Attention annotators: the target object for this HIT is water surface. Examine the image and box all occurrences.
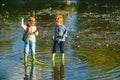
[0,0,120,80]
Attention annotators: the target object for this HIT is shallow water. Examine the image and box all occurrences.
[0,0,120,80]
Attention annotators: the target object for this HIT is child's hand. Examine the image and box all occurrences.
[21,17,25,28]
[33,32,38,36]
[61,35,65,39]
[21,17,24,21]
[51,35,54,40]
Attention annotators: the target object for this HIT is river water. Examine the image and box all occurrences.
[0,0,120,80]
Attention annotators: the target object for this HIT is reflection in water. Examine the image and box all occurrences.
[24,62,36,80]
[0,40,13,54]
[52,61,65,80]
[66,0,71,6]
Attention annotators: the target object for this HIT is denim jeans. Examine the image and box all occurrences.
[24,41,36,55]
[52,41,65,53]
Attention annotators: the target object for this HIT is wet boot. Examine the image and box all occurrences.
[24,54,28,66]
[32,54,36,61]
[52,58,56,67]
[32,54,36,60]
[52,53,55,61]
[24,54,28,62]
[51,53,56,67]
[32,54,36,64]
[61,53,65,65]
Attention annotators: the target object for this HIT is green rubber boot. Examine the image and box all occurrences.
[52,53,55,61]
[61,53,65,65]
[24,54,28,63]
[32,54,36,61]
[51,53,56,67]
[32,54,36,64]
[52,58,56,67]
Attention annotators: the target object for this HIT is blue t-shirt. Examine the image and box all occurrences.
[53,25,67,41]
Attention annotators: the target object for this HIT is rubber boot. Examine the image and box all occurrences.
[52,53,55,61]
[32,54,36,60]
[32,54,36,64]
[24,54,28,63]
[24,54,28,66]
[52,58,56,67]
[61,53,65,65]
[51,53,56,67]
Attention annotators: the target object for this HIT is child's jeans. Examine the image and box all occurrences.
[24,41,36,55]
[52,41,65,53]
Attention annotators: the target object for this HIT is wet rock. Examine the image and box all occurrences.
[2,3,5,7]
[95,42,101,49]
[106,44,109,48]
[77,45,80,48]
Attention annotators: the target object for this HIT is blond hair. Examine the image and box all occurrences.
[27,16,35,26]
[55,15,63,25]
[27,16,35,21]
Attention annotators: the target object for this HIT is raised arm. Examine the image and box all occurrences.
[21,17,27,30]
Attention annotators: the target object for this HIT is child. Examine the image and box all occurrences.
[51,15,67,65]
[21,16,38,63]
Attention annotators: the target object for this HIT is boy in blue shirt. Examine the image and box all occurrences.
[51,15,67,65]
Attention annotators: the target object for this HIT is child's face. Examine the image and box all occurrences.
[56,21,63,26]
[27,17,36,26]
[55,15,63,26]
[55,18,63,26]
[56,22,61,26]
[28,20,35,26]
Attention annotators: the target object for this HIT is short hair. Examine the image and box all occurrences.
[27,16,35,21]
[55,15,63,25]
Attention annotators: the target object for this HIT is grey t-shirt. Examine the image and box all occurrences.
[53,25,67,41]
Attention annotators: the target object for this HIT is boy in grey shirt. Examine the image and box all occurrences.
[51,15,67,65]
